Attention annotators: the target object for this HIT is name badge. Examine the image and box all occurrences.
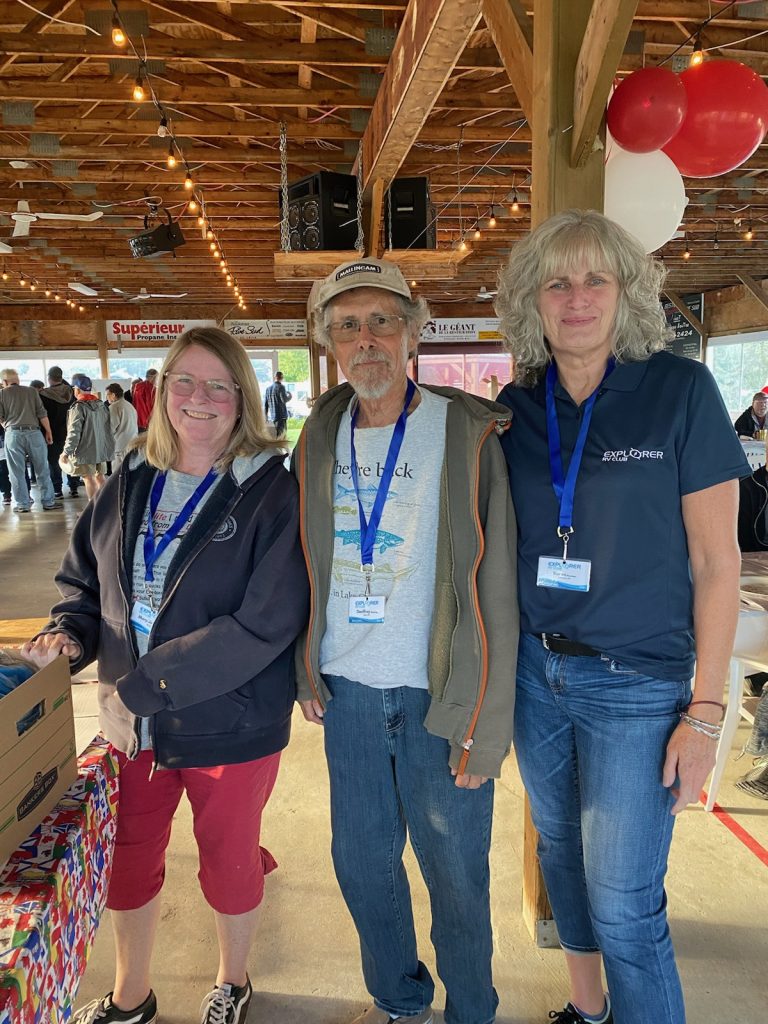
[536,556,591,592]
[349,595,386,624]
[130,600,157,635]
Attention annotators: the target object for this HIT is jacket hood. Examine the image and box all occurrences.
[127,446,282,487]
[41,381,73,404]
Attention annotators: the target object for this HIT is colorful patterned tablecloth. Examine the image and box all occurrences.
[0,739,119,1024]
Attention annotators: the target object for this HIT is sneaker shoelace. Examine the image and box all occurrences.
[200,987,237,1024]
[548,1006,587,1024]
[73,999,112,1024]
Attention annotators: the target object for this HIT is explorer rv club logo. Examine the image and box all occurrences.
[602,449,664,462]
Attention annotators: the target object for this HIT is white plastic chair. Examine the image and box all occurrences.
[705,656,758,811]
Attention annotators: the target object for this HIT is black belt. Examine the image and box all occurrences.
[539,633,601,657]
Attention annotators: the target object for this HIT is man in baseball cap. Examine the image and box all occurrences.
[62,374,114,499]
[294,258,518,1024]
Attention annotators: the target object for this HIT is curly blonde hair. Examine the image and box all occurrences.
[495,209,673,384]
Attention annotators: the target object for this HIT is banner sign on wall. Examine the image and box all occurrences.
[661,293,704,361]
[106,319,216,344]
[224,319,307,341]
[419,318,504,343]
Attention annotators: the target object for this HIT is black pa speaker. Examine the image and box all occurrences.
[286,172,358,251]
[384,177,436,249]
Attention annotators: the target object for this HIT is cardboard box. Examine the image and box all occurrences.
[0,656,77,866]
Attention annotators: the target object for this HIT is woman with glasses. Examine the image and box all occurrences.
[22,327,309,1024]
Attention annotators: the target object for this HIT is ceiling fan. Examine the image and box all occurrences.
[475,286,498,302]
[112,287,188,301]
[9,200,104,238]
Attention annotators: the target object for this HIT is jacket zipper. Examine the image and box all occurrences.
[143,483,243,773]
[457,420,498,775]
[297,430,323,705]
[117,472,142,760]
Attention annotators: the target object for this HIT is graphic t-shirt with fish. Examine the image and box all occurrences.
[319,385,448,689]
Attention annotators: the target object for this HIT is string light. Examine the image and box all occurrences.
[29,282,36,291]
[220,265,228,274]
[473,227,481,240]
[458,239,468,252]
[45,288,51,297]
[157,115,169,139]
[111,12,126,46]
[683,236,691,260]
[78,305,85,312]
[488,205,497,228]
[19,276,26,287]
[1,269,7,281]
[744,222,754,241]
[166,142,177,169]
[410,280,417,288]
[689,31,704,66]
[197,215,204,227]
[184,172,193,190]
[206,228,214,240]
[212,248,220,259]
[132,69,145,102]
[188,198,198,212]
[54,292,61,301]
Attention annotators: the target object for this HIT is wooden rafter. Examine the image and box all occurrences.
[571,0,640,167]
[736,275,768,314]
[663,289,706,336]
[480,0,533,124]
[359,0,484,197]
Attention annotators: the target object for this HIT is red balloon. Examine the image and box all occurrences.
[607,68,687,153]
[663,60,768,178]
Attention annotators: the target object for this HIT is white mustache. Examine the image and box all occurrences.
[349,350,390,369]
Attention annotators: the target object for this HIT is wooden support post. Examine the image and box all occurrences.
[96,319,109,380]
[523,0,607,946]
[326,349,339,389]
[663,290,706,338]
[307,280,322,400]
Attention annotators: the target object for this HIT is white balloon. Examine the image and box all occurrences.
[604,146,688,253]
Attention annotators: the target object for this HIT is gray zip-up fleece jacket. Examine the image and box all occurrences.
[294,382,519,779]
[64,398,114,464]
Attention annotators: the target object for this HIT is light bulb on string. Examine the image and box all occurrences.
[682,237,691,260]
[79,305,85,312]
[488,207,497,228]
[157,115,169,139]
[54,293,61,301]
[220,265,228,274]
[209,241,216,251]
[166,143,177,169]
[184,172,193,190]
[1,269,7,281]
[45,288,51,297]
[19,277,26,287]
[219,259,226,268]
[132,68,145,102]
[473,227,481,240]
[212,249,220,259]
[689,31,704,67]
[29,283,36,291]
[744,223,754,241]
[188,199,198,213]
[458,239,468,253]
[206,228,214,240]
[197,215,205,227]
[111,13,126,46]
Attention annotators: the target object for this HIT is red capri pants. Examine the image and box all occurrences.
[107,749,281,915]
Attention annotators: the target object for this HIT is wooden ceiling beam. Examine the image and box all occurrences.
[0,0,77,75]
[267,1,368,41]
[736,274,768,314]
[0,80,520,110]
[571,0,639,168]
[0,33,500,69]
[480,0,533,123]
[144,0,266,41]
[360,0,484,197]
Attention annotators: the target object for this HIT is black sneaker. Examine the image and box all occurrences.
[200,976,252,1024]
[72,990,157,1023]
[2,495,10,505]
[54,491,64,499]
[549,1002,613,1024]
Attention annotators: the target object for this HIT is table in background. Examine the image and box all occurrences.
[0,739,119,1024]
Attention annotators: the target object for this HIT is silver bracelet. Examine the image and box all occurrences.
[680,712,722,740]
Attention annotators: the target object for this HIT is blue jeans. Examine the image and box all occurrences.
[5,428,55,508]
[323,676,497,1024]
[514,633,691,1024]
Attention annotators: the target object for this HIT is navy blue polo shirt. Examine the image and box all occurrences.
[497,351,750,680]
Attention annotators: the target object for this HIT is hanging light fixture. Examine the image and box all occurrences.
[132,67,145,102]
[166,142,177,169]
[689,31,704,67]
[111,12,126,46]
[184,171,193,190]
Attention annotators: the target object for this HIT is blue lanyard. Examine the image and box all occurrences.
[545,359,614,559]
[143,468,218,586]
[350,378,415,586]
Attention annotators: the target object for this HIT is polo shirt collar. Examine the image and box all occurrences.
[533,356,652,402]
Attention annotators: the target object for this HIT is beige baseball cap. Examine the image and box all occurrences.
[314,258,411,311]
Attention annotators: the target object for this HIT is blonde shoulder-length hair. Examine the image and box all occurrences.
[495,209,674,385]
[132,327,282,470]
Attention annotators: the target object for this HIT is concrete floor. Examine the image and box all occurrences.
[1,494,766,1023]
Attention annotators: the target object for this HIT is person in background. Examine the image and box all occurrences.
[0,367,59,513]
[495,209,748,1024]
[0,424,11,505]
[296,259,517,1024]
[41,366,79,497]
[263,370,292,438]
[734,392,768,437]
[23,326,308,1024]
[61,374,114,500]
[107,382,139,466]
[133,368,159,431]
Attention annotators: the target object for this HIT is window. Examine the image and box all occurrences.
[706,331,768,421]
[417,351,512,398]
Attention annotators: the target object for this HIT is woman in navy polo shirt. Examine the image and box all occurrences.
[495,210,748,1024]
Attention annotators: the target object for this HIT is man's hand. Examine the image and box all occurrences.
[451,767,489,790]
[300,699,325,725]
[21,632,82,669]
[44,432,53,445]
